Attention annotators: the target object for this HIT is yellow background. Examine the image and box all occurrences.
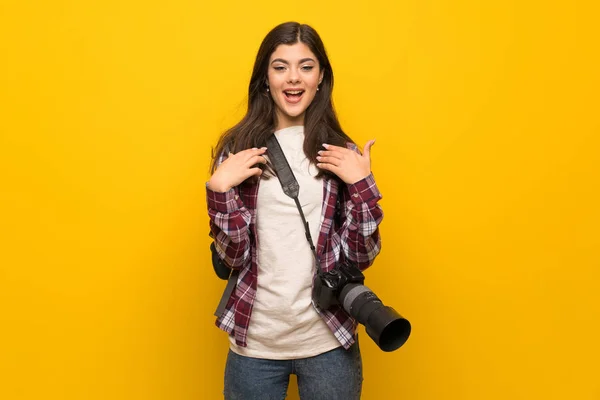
[1,0,599,399]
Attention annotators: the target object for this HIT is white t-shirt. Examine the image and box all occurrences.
[229,125,341,359]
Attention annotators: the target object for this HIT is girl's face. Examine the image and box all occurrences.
[267,42,324,130]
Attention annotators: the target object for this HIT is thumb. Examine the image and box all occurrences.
[363,139,376,159]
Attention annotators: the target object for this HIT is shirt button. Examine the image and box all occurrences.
[352,193,359,198]
[234,195,239,200]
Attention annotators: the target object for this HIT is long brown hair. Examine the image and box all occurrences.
[210,22,354,179]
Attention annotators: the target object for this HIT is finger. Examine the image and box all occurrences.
[363,139,375,160]
[317,150,344,160]
[245,155,267,167]
[229,149,261,165]
[322,143,352,154]
[317,162,341,175]
[316,162,329,171]
[316,156,342,166]
[241,147,267,159]
[239,167,262,181]
[249,167,263,177]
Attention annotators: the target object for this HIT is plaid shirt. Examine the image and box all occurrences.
[207,144,383,350]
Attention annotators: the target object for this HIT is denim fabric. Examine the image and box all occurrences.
[223,341,363,400]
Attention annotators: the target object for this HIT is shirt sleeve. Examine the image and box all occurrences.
[338,144,384,270]
[206,151,252,269]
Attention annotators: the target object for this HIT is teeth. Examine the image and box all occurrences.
[285,90,303,95]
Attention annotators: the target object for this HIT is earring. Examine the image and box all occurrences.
[266,87,270,92]
[317,87,320,91]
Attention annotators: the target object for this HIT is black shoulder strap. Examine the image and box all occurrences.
[266,135,320,268]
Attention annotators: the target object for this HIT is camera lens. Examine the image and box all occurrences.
[340,284,411,352]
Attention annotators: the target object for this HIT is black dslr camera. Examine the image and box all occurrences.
[312,261,411,352]
[312,260,365,309]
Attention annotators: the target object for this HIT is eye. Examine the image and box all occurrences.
[301,65,314,71]
[273,66,286,71]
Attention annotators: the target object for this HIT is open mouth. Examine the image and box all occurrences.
[283,90,305,102]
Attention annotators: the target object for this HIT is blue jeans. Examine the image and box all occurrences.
[223,341,363,400]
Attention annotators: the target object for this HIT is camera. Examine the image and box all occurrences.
[312,261,411,352]
[210,241,232,280]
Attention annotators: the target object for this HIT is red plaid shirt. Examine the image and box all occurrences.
[207,144,383,350]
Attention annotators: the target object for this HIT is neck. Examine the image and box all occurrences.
[275,111,305,131]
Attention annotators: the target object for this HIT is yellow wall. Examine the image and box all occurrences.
[1,1,599,399]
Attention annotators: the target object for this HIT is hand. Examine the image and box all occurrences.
[207,147,268,192]
[316,140,375,184]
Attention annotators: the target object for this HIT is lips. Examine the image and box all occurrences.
[283,89,305,104]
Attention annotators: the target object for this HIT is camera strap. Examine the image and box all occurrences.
[266,134,321,270]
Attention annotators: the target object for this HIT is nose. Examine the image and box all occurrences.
[287,68,301,84]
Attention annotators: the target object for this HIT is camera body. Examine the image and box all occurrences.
[312,261,365,310]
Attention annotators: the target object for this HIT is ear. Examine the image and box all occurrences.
[319,70,324,85]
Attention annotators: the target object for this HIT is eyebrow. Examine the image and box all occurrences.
[271,58,316,65]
